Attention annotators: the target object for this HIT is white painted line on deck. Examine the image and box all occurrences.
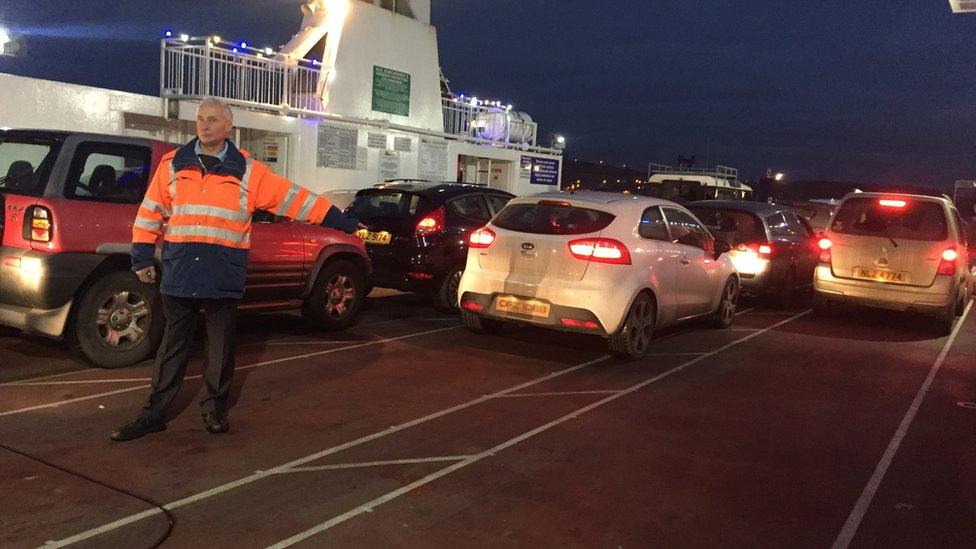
[266,310,812,548]
[278,456,474,474]
[0,378,151,387]
[643,352,708,357]
[735,307,756,316]
[45,354,611,547]
[496,390,619,398]
[0,325,461,419]
[3,367,103,385]
[831,300,973,549]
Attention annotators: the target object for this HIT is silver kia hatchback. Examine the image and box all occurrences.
[813,192,973,334]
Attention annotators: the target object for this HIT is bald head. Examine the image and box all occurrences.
[196,97,234,153]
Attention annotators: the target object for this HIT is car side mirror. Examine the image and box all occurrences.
[713,239,732,259]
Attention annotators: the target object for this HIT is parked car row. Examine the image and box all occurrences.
[1,129,972,368]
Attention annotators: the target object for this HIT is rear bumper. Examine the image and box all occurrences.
[0,300,72,337]
[365,245,450,293]
[814,264,954,313]
[0,246,102,336]
[460,291,609,336]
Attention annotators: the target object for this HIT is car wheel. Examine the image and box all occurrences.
[956,284,967,316]
[71,271,164,369]
[812,292,833,317]
[936,295,956,336]
[302,259,366,331]
[774,267,796,309]
[608,292,655,360]
[711,277,739,328]
[433,267,464,313]
[461,310,502,335]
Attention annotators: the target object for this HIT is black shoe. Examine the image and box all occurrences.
[111,419,166,442]
[202,412,229,434]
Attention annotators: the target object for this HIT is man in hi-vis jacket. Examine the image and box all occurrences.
[111,97,360,441]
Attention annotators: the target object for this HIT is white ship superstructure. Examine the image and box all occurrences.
[0,0,563,203]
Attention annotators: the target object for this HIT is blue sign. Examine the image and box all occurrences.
[524,156,560,186]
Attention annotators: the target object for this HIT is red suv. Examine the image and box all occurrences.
[0,130,370,368]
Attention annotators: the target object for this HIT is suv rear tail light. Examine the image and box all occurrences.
[938,248,957,276]
[415,206,445,236]
[817,236,832,264]
[469,227,496,249]
[24,206,53,242]
[737,241,773,257]
[568,238,631,265]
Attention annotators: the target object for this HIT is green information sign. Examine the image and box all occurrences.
[372,65,411,117]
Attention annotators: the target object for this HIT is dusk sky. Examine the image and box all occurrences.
[1,1,975,190]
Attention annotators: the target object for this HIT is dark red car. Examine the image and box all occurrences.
[0,130,370,368]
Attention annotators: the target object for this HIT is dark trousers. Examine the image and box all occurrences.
[139,295,238,423]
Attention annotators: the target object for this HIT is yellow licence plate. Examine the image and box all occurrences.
[853,267,910,284]
[495,295,551,318]
[356,229,392,245]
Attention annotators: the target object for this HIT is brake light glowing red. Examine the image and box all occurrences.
[29,207,52,242]
[567,238,631,265]
[560,318,600,330]
[462,301,484,312]
[878,199,907,208]
[737,242,773,257]
[415,206,445,236]
[938,248,957,276]
[537,200,572,207]
[469,227,496,249]
[817,236,832,264]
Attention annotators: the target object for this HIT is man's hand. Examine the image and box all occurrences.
[356,222,368,231]
[135,266,157,284]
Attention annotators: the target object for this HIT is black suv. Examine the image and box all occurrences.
[347,182,514,310]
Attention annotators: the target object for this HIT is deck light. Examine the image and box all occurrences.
[179,33,189,42]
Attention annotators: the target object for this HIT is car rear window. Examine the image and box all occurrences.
[0,136,60,197]
[347,190,424,220]
[493,203,615,235]
[688,207,765,245]
[830,197,948,241]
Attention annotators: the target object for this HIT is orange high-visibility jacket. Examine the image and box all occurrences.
[131,139,345,298]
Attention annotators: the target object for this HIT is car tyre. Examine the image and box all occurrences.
[70,271,164,369]
[433,267,464,313]
[711,277,739,328]
[608,292,656,360]
[461,310,502,335]
[302,259,366,331]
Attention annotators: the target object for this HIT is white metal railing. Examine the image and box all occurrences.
[160,37,552,152]
[647,162,739,182]
[160,37,322,112]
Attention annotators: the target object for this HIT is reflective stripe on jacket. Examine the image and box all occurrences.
[131,139,335,299]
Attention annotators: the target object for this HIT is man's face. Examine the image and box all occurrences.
[196,104,232,148]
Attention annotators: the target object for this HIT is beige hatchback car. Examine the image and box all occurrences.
[814,193,973,334]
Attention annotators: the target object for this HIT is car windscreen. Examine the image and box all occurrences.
[687,207,765,245]
[0,136,60,196]
[830,197,948,241]
[493,203,615,235]
[346,190,425,220]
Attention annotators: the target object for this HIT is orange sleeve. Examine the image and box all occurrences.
[252,167,334,225]
[132,158,174,244]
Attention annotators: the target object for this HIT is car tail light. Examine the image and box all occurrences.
[736,241,773,257]
[415,206,445,236]
[461,301,484,312]
[817,236,832,264]
[568,238,631,265]
[25,206,53,242]
[407,272,434,280]
[938,248,957,276]
[878,199,907,208]
[469,227,496,249]
[560,317,599,330]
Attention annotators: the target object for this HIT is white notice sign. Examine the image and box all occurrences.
[367,132,388,149]
[393,137,412,152]
[356,147,368,171]
[379,151,400,180]
[418,139,448,181]
[317,125,359,169]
